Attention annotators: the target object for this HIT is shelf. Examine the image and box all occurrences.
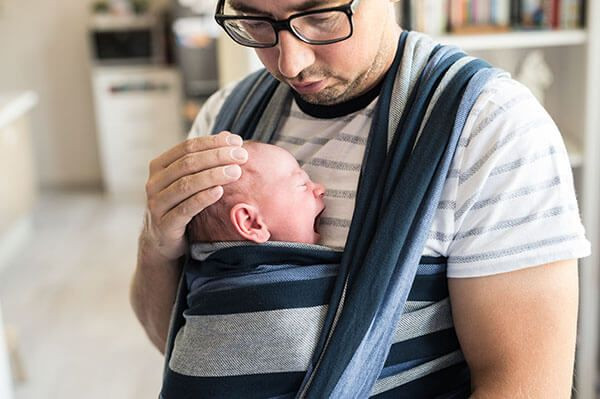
[434,29,587,51]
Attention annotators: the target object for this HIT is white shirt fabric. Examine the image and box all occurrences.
[189,73,590,278]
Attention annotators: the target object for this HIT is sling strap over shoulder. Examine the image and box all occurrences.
[161,30,507,399]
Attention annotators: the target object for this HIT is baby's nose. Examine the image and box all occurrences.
[313,182,326,198]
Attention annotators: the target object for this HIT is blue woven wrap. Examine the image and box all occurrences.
[160,31,505,398]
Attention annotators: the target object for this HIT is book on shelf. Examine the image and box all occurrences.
[397,0,585,36]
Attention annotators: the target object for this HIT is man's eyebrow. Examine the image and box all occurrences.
[228,0,330,15]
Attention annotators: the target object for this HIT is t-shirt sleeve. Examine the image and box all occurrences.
[443,77,591,278]
[187,82,236,139]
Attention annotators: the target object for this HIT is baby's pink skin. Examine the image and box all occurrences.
[231,143,326,245]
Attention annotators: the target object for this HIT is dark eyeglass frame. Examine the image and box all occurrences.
[214,0,361,48]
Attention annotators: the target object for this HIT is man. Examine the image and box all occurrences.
[131,0,590,396]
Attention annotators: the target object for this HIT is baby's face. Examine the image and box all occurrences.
[249,144,326,244]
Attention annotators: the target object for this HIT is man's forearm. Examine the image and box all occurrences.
[130,232,182,354]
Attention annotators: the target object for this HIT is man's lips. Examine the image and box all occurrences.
[290,79,326,95]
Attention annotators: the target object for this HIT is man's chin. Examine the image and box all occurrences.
[297,89,344,106]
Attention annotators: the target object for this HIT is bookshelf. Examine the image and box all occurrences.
[396,1,600,398]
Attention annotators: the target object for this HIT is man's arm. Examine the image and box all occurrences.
[130,132,247,353]
[449,259,578,398]
[130,229,183,354]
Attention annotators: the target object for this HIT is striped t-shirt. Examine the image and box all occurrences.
[189,75,590,278]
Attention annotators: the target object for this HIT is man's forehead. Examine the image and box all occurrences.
[226,0,342,15]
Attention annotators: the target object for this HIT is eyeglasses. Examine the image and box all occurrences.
[214,0,361,48]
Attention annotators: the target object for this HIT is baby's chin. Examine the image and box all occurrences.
[307,231,321,245]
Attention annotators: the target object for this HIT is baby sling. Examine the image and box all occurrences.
[160,31,506,398]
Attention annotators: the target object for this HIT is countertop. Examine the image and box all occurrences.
[0,91,38,130]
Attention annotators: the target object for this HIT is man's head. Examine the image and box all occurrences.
[216,0,401,105]
[189,142,326,244]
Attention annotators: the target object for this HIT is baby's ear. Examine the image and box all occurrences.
[230,203,271,243]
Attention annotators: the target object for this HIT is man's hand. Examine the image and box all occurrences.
[144,131,248,260]
[131,131,248,353]
[449,259,578,398]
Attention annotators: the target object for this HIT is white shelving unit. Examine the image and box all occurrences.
[404,3,600,398]
[579,2,600,398]
[436,28,587,51]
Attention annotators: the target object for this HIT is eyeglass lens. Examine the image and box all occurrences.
[221,8,351,46]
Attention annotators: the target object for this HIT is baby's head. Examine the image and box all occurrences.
[189,142,326,245]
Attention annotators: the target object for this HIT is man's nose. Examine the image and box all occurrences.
[277,31,315,79]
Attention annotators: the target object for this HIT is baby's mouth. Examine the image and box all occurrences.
[314,208,325,234]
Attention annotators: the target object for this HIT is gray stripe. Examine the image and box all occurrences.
[458,118,551,185]
[190,240,333,261]
[455,176,562,220]
[392,299,453,343]
[448,146,557,179]
[431,204,576,242]
[325,189,357,200]
[489,145,557,177]
[447,169,460,179]
[437,200,456,210]
[471,176,561,211]
[448,233,582,264]
[429,231,451,242]
[307,158,362,172]
[370,351,465,396]
[403,301,436,313]
[458,93,530,147]
[335,132,368,145]
[277,132,367,147]
[446,145,555,181]
[169,306,327,376]
[277,135,330,146]
[320,217,352,228]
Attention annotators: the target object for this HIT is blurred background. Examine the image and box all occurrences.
[0,0,598,398]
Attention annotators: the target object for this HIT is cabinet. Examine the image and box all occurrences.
[395,2,600,397]
[92,66,185,199]
[0,92,38,271]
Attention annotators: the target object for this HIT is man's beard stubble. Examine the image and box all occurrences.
[273,46,390,106]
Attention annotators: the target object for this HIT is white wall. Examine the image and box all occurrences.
[0,0,102,187]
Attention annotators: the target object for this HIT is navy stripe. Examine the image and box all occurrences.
[384,328,460,368]
[160,369,303,399]
[187,267,449,315]
[372,362,471,398]
[409,273,449,301]
[420,256,448,265]
[186,276,335,315]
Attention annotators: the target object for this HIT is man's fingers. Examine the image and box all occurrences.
[149,131,243,174]
[150,165,242,217]
[146,145,248,196]
[160,186,225,232]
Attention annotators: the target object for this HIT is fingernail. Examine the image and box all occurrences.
[223,165,242,178]
[226,134,243,146]
[211,186,223,197]
[231,147,248,161]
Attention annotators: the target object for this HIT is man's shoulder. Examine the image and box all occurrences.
[187,80,240,139]
[459,74,553,148]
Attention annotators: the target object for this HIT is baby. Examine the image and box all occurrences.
[188,142,326,245]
